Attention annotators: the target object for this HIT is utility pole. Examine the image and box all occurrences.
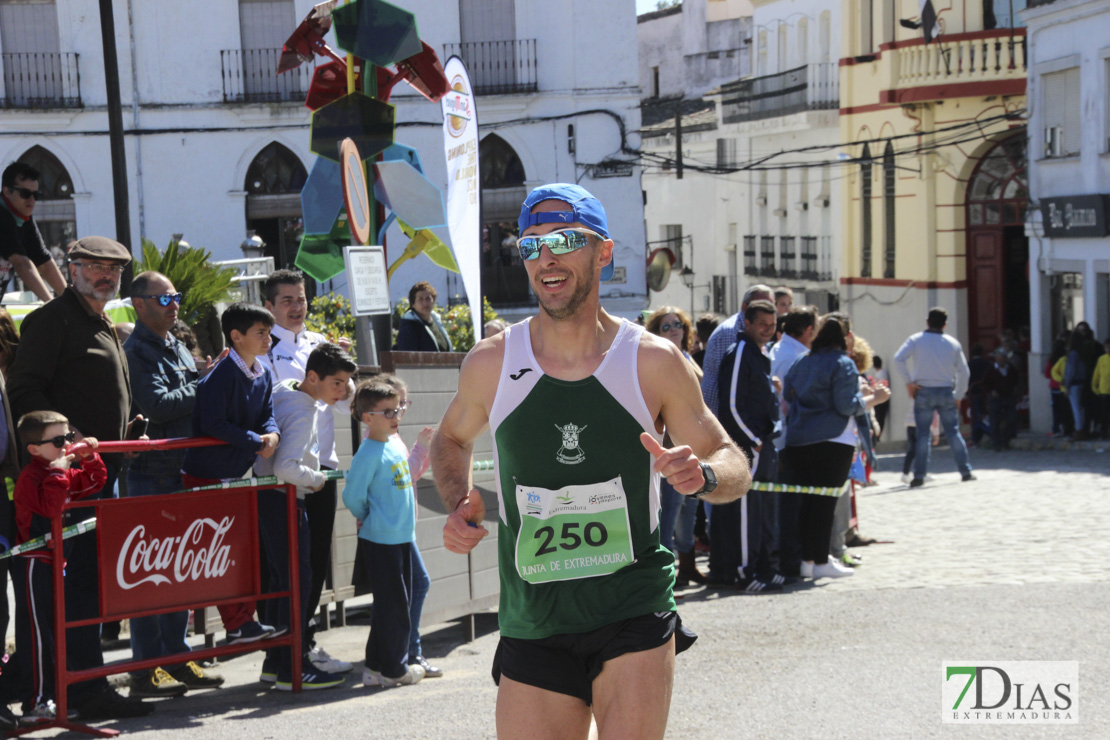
[675,102,683,180]
[98,0,133,293]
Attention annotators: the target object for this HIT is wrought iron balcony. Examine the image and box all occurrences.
[721,63,837,124]
[221,48,314,104]
[442,39,537,96]
[745,235,833,281]
[1,52,81,109]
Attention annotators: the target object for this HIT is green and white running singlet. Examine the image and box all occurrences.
[489,318,676,640]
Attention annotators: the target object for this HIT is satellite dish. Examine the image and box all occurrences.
[646,247,675,292]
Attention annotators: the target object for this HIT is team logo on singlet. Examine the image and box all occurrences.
[555,422,587,465]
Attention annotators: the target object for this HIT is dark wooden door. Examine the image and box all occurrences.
[968,229,1004,348]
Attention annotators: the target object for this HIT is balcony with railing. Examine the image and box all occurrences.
[441,39,537,95]
[745,235,833,281]
[221,48,314,104]
[1,52,81,109]
[881,29,1027,103]
[720,63,838,124]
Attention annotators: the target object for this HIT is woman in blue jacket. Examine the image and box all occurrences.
[782,312,884,579]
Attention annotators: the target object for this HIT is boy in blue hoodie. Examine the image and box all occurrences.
[343,382,425,688]
[181,303,280,644]
[253,342,356,690]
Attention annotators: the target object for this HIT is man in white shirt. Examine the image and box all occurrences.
[893,307,974,487]
[767,306,817,578]
[260,269,354,674]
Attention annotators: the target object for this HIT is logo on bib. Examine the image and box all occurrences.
[554,422,587,465]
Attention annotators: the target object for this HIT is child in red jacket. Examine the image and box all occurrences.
[12,410,105,726]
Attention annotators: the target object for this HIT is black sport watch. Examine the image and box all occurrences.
[692,462,717,499]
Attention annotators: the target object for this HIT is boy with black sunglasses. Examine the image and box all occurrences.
[11,410,105,726]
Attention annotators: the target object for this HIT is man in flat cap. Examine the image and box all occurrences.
[8,236,153,719]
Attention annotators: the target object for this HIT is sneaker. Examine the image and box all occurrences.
[800,561,814,578]
[76,687,154,719]
[735,575,783,594]
[840,553,863,567]
[767,572,799,587]
[275,663,346,691]
[0,704,17,731]
[363,664,425,687]
[19,700,56,726]
[169,660,225,689]
[900,473,912,484]
[129,667,189,698]
[909,478,925,488]
[227,621,276,644]
[812,560,855,579]
[268,625,290,640]
[410,654,443,678]
[962,473,977,482]
[309,645,353,674]
[259,655,278,684]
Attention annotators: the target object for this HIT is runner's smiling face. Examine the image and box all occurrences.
[521,200,611,321]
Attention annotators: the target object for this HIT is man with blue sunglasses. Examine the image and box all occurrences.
[433,183,750,739]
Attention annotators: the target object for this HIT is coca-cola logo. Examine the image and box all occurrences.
[116,516,235,590]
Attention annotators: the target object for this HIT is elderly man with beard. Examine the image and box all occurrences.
[8,236,153,719]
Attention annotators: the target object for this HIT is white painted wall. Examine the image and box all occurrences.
[1023,0,1110,432]
[0,0,645,315]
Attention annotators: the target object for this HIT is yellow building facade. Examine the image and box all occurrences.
[838,0,1028,368]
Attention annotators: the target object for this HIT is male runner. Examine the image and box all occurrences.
[432,183,750,739]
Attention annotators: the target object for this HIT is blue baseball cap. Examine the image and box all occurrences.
[518,183,614,281]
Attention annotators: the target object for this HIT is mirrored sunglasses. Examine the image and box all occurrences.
[516,228,601,262]
[660,322,684,333]
[35,432,76,449]
[136,293,183,306]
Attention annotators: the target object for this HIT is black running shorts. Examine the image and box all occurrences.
[491,611,697,705]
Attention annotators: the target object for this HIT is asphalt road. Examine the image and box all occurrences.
[28,446,1110,738]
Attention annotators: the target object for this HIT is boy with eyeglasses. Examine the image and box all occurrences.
[0,162,67,303]
[11,410,105,726]
[343,381,425,688]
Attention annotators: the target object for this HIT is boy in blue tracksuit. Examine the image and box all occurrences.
[180,303,281,644]
[716,300,781,593]
[253,342,357,691]
[343,382,426,688]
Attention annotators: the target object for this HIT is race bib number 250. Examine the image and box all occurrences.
[514,477,635,584]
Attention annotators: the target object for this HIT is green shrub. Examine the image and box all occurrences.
[392,297,501,353]
[306,292,357,352]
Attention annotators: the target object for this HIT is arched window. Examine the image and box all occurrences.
[244,142,307,269]
[17,146,75,256]
[797,18,809,66]
[883,141,895,278]
[860,142,872,278]
[777,24,788,72]
[244,142,307,195]
[478,134,529,306]
[479,134,525,188]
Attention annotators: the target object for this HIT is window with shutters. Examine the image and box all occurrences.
[1043,67,1080,157]
[860,143,872,278]
[0,0,80,108]
[716,138,737,168]
[883,142,895,279]
[663,224,684,269]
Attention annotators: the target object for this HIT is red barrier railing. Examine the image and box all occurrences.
[10,437,304,738]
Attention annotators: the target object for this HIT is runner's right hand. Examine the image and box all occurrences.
[443,490,488,554]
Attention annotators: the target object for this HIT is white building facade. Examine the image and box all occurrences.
[1022,0,1110,431]
[640,0,841,319]
[0,0,646,317]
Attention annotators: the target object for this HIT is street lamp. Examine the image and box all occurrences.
[240,230,265,259]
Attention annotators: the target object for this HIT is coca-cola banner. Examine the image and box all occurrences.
[98,490,259,618]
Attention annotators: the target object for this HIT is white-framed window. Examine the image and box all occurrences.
[798,18,809,67]
[663,224,684,268]
[819,11,831,63]
[757,30,768,77]
[1043,67,1080,157]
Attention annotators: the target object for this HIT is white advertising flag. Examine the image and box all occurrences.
[441,57,482,344]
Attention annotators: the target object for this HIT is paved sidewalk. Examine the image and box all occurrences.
[20,447,1110,738]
